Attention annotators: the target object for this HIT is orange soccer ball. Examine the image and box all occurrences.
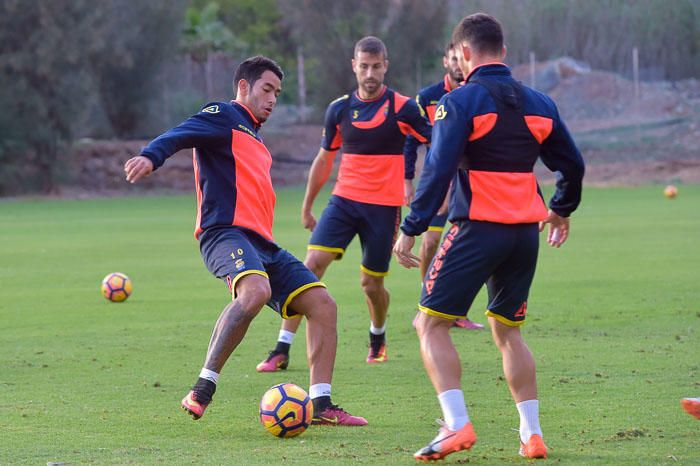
[101,272,133,302]
[664,185,678,199]
[259,383,313,438]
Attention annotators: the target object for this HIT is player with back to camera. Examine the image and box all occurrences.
[393,13,585,461]
[404,41,484,331]
[256,36,431,372]
[124,56,367,426]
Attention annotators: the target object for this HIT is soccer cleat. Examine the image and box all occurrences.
[256,351,289,372]
[414,420,477,462]
[366,343,388,363]
[681,397,700,420]
[312,403,368,426]
[519,433,548,459]
[453,318,485,330]
[181,390,210,420]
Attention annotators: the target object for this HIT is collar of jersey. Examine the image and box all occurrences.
[354,85,387,103]
[465,62,510,83]
[231,100,261,130]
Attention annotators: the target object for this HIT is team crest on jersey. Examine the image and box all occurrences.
[434,104,447,121]
[202,105,220,114]
[235,259,245,270]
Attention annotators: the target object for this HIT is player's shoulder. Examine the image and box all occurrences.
[328,93,351,108]
[419,80,446,101]
[196,101,240,121]
[520,85,559,116]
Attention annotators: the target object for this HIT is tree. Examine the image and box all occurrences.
[0,0,101,193]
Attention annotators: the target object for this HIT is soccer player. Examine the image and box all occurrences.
[256,36,431,371]
[393,14,585,461]
[124,56,366,426]
[404,42,484,331]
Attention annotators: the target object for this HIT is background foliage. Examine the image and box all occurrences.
[0,0,698,194]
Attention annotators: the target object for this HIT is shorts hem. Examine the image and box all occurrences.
[308,244,345,259]
[230,270,269,299]
[281,281,327,319]
[485,310,524,327]
[360,265,389,277]
[427,226,445,232]
[418,304,459,320]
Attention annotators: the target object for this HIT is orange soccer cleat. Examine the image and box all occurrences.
[519,433,548,459]
[414,421,477,462]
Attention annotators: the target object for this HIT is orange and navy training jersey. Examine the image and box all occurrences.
[140,101,276,242]
[321,86,431,206]
[404,75,456,179]
[401,64,585,236]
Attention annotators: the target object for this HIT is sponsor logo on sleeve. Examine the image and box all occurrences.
[434,104,447,121]
[202,105,220,114]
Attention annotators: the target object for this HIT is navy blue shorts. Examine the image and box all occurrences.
[427,213,448,232]
[419,221,539,326]
[309,195,400,276]
[199,227,325,318]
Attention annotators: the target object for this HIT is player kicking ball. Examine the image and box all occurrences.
[124,56,366,426]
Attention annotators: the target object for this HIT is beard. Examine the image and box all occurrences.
[361,79,380,93]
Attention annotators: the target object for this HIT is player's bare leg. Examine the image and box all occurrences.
[413,312,476,461]
[488,316,546,458]
[257,249,336,372]
[360,271,390,362]
[183,273,270,419]
[289,283,367,426]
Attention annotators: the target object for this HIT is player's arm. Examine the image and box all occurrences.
[402,94,430,205]
[301,148,338,231]
[538,102,586,247]
[395,96,467,268]
[301,101,342,230]
[125,106,230,183]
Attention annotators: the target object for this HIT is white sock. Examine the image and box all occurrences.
[370,323,386,335]
[309,383,332,399]
[199,368,219,384]
[516,399,543,443]
[277,329,296,344]
[437,389,470,431]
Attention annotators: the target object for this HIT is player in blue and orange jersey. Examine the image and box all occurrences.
[393,14,584,461]
[256,36,431,372]
[124,56,367,427]
[404,42,484,331]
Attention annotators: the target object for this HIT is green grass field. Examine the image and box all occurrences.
[1,186,698,465]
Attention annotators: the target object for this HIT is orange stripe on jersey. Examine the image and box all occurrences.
[331,123,342,148]
[524,115,553,144]
[426,105,437,124]
[351,101,389,129]
[333,153,405,206]
[468,171,548,224]
[230,130,276,241]
[193,149,204,239]
[398,121,428,143]
[469,113,497,141]
[393,92,410,113]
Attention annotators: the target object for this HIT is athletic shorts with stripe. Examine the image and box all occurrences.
[309,195,401,276]
[419,221,539,326]
[199,226,325,319]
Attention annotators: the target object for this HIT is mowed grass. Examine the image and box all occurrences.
[0,185,698,465]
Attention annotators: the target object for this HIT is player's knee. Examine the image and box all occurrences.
[304,290,337,324]
[360,275,385,297]
[235,275,272,310]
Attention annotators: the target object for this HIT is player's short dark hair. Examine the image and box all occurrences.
[444,41,455,57]
[233,55,284,90]
[451,13,504,56]
[354,36,388,59]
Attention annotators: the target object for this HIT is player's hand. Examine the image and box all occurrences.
[124,156,154,183]
[404,180,415,206]
[539,210,569,248]
[301,209,317,231]
[393,232,420,269]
